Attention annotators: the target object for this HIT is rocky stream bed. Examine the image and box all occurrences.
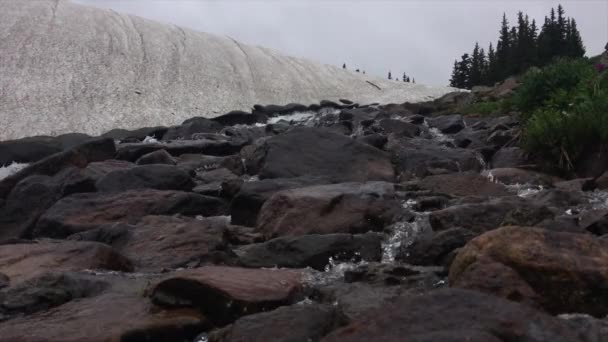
[2,96,608,341]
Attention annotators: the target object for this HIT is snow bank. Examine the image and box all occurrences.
[0,162,28,181]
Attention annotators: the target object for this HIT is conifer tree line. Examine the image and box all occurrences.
[449,4,585,89]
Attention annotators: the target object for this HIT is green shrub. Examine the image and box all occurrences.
[519,59,608,172]
[460,98,513,116]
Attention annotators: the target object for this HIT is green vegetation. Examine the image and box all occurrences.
[516,58,608,172]
[460,99,511,116]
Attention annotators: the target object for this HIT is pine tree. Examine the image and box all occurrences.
[454,53,472,89]
[487,43,498,85]
[496,13,512,80]
[412,78,416,84]
[403,72,406,82]
[449,60,459,87]
[469,42,484,87]
[556,4,567,55]
[566,18,585,57]
[388,71,392,80]
[407,76,411,82]
[343,63,346,69]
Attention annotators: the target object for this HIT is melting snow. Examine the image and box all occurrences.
[0,162,28,180]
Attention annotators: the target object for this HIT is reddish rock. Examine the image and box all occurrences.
[152,266,303,325]
[256,182,401,238]
[0,241,132,285]
[450,226,608,316]
[415,172,509,197]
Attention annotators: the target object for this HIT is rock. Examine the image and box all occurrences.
[321,288,585,342]
[69,215,230,272]
[0,273,8,289]
[116,138,246,162]
[0,272,205,342]
[560,313,608,342]
[388,138,482,179]
[196,168,238,184]
[339,99,354,105]
[163,117,223,140]
[583,212,608,236]
[342,262,443,287]
[102,126,168,141]
[151,266,303,325]
[527,188,587,211]
[212,110,266,126]
[486,129,516,148]
[450,226,608,316]
[397,228,475,266]
[176,154,243,175]
[491,147,528,168]
[96,164,194,192]
[429,114,465,134]
[250,127,394,182]
[0,138,115,199]
[209,303,343,342]
[429,197,553,234]
[230,177,328,227]
[484,167,559,186]
[415,172,509,197]
[378,119,421,137]
[34,189,227,238]
[257,182,402,238]
[0,241,132,285]
[83,159,135,181]
[356,134,388,149]
[237,233,382,270]
[595,171,608,190]
[0,136,62,166]
[554,177,596,192]
[0,167,96,240]
[135,149,176,165]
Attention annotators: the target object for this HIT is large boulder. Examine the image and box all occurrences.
[209,303,343,342]
[33,189,227,238]
[237,233,382,270]
[321,288,587,342]
[95,164,194,192]
[0,136,61,166]
[397,228,475,266]
[151,266,303,325]
[414,172,509,198]
[450,226,608,316]
[249,127,395,182]
[428,114,465,134]
[0,167,96,240]
[0,241,132,285]
[0,138,115,199]
[162,117,223,141]
[68,215,231,272]
[230,177,329,227]
[257,182,402,238]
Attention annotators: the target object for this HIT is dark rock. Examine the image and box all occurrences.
[0,167,96,240]
[408,115,425,124]
[209,303,344,342]
[428,114,465,134]
[212,110,266,126]
[83,159,135,181]
[342,262,443,287]
[151,266,303,325]
[321,288,585,342]
[450,226,608,316]
[483,167,559,186]
[0,273,8,289]
[163,118,223,140]
[96,164,194,192]
[250,127,394,182]
[595,171,608,190]
[415,172,509,198]
[339,99,354,105]
[257,182,402,238]
[486,129,517,148]
[230,177,327,227]
[102,126,168,141]
[0,138,115,199]
[116,138,247,161]
[429,197,554,234]
[378,119,421,137]
[356,134,387,149]
[0,137,62,166]
[554,178,596,192]
[320,100,341,108]
[583,212,608,236]
[491,147,528,168]
[238,233,382,270]
[527,188,587,211]
[397,228,475,266]
[34,189,227,238]
[135,149,175,165]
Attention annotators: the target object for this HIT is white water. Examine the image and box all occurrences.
[0,162,28,180]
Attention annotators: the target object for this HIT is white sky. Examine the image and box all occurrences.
[74,0,608,86]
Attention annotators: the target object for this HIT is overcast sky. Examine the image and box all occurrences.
[74,0,607,86]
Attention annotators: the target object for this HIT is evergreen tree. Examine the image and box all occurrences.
[486,43,498,85]
[565,18,585,57]
[469,42,484,88]
[556,4,567,55]
[454,53,472,89]
[496,13,511,80]
[403,72,406,82]
[407,76,411,82]
[412,78,416,84]
[343,63,346,69]
[449,60,460,87]
[388,71,392,80]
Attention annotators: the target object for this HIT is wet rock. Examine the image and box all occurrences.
[0,273,8,289]
[388,138,482,179]
[96,164,194,192]
[230,177,328,227]
[151,266,303,325]
[176,154,243,175]
[527,188,587,211]
[595,171,608,190]
[356,134,388,149]
[483,167,559,186]
[195,168,238,184]
[0,273,205,342]
[583,212,608,236]
[257,182,402,238]
[116,138,246,162]
[209,303,344,342]
[0,138,115,199]
[83,159,135,181]
[212,110,266,126]
[378,119,421,137]
[490,146,528,168]
[34,189,227,238]
[163,117,223,141]
[237,233,382,270]
[554,177,596,192]
[102,126,168,141]
[397,228,475,266]
[342,263,443,287]
[415,172,509,198]
[429,197,553,234]
[0,167,96,240]
[428,114,465,134]
[450,226,608,316]
[560,313,608,342]
[249,127,394,182]
[321,288,585,342]
[0,136,62,166]
[0,240,132,285]
[486,128,516,148]
[135,149,176,165]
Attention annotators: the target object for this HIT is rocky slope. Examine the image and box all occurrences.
[0,0,458,141]
[2,94,608,341]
